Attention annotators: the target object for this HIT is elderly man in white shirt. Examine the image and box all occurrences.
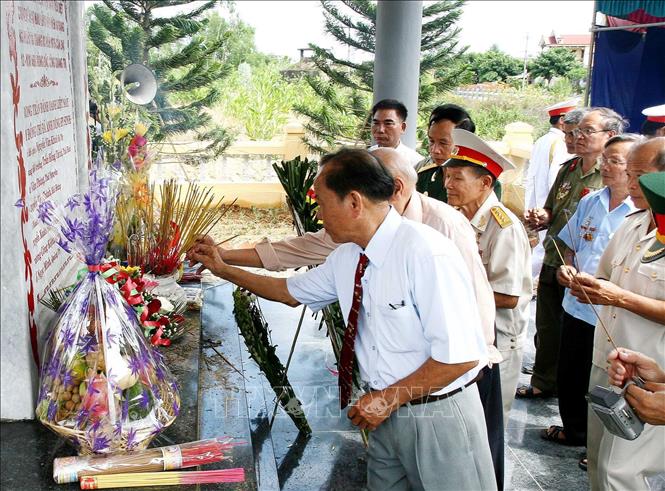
[368,99,423,167]
[188,148,496,490]
[524,101,578,280]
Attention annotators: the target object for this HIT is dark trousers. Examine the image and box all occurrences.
[531,264,565,393]
[477,363,504,491]
[557,312,595,445]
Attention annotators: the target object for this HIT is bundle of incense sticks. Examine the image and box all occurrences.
[53,438,236,484]
[79,468,245,489]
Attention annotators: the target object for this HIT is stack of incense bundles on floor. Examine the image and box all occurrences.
[53,437,237,484]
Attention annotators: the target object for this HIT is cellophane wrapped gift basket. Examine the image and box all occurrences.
[35,169,180,455]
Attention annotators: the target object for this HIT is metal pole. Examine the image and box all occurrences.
[592,21,665,31]
[583,1,598,106]
[521,33,529,91]
[373,1,423,148]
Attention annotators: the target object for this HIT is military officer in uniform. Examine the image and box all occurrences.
[416,104,502,203]
[444,129,533,428]
[641,103,665,137]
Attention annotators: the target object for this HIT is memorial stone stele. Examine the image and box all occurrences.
[1,0,89,420]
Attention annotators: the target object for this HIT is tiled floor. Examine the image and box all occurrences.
[504,299,588,490]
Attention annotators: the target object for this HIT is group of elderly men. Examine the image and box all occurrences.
[188,99,665,490]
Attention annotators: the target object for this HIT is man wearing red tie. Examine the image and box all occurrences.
[187,148,496,490]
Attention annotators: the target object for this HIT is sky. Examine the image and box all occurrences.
[232,0,595,61]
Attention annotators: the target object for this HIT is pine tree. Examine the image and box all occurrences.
[295,0,467,153]
[88,0,232,159]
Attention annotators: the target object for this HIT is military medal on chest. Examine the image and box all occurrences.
[556,181,572,201]
[580,217,596,242]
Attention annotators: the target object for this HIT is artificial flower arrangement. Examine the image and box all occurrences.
[105,120,154,261]
[35,168,180,455]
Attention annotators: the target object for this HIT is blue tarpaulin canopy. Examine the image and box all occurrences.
[590,1,665,132]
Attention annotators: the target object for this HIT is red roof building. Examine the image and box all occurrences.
[539,31,592,63]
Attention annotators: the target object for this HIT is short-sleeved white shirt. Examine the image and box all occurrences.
[287,208,487,395]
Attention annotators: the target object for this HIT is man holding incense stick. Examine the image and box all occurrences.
[569,139,665,490]
[212,147,505,489]
[519,108,624,399]
[188,148,496,490]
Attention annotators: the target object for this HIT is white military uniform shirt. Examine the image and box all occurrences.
[469,193,532,424]
[287,208,488,395]
[591,210,665,370]
[524,127,572,278]
[470,193,533,351]
[368,141,423,168]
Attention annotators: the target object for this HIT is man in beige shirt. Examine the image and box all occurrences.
[444,129,533,427]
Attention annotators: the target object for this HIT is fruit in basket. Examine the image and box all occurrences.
[35,399,49,419]
[70,354,87,381]
[81,374,109,421]
[125,381,152,421]
[85,351,106,373]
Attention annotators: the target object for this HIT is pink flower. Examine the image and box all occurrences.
[130,135,147,147]
[128,144,139,158]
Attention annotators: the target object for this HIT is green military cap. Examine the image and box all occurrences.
[639,172,665,263]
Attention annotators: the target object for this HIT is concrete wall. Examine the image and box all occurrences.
[1,0,88,420]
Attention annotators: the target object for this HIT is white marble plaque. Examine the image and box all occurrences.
[1,0,87,419]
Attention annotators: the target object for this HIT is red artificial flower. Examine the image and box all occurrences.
[150,326,172,347]
[130,135,147,147]
[580,187,591,198]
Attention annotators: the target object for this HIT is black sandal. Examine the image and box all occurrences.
[578,455,588,472]
[515,385,554,399]
[540,425,583,446]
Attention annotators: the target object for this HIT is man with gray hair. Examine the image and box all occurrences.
[519,107,627,399]
[541,133,640,454]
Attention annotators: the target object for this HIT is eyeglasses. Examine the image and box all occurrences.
[572,127,610,138]
[600,157,627,167]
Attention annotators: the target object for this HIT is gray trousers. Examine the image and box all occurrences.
[367,384,497,491]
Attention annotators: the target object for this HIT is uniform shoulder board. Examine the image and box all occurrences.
[490,206,513,228]
[626,209,648,218]
[417,163,438,174]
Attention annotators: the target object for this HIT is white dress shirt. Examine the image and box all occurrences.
[524,127,572,210]
[368,141,423,167]
[287,208,487,395]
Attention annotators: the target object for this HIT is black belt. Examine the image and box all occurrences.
[407,372,483,407]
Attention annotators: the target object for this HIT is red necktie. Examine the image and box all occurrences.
[339,252,369,409]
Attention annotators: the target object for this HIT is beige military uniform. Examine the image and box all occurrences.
[587,210,665,491]
[470,193,533,425]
